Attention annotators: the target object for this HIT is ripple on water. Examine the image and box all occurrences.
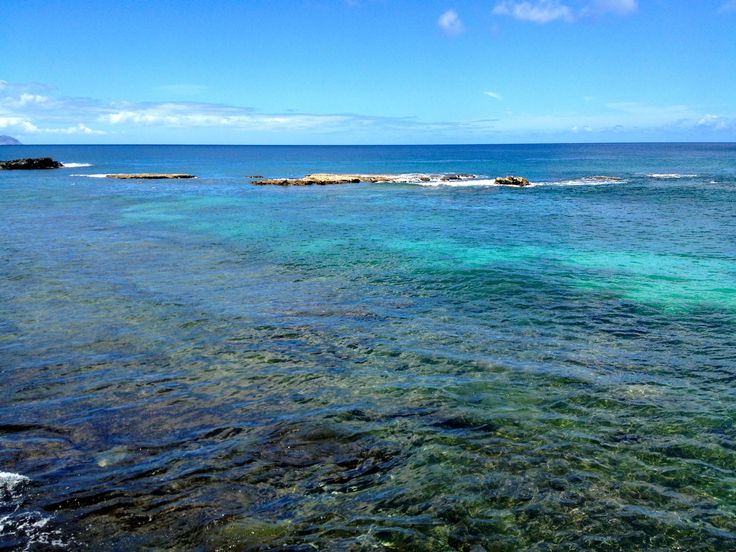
[2,145,736,549]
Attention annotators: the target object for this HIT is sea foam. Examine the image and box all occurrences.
[416,178,502,187]
[61,162,93,168]
[647,173,698,179]
[542,176,626,186]
[0,471,29,499]
[0,472,69,549]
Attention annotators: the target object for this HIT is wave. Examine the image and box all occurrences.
[386,173,478,184]
[541,176,626,186]
[0,471,69,549]
[0,471,29,498]
[416,178,502,187]
[61,162,93,168]
[416,177,627,188]
[646,173,698,179]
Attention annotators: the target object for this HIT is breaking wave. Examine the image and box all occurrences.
[0,471,69,550]
[61,163,93,168]
[540,176,626,186]
[415,175,626,188]
[647,173,698,179]
[416,178,502,187]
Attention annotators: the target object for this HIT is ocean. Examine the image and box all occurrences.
[1,143,735,550]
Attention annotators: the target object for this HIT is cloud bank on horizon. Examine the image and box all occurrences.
[1,79,732,144]
[1,1,735,144]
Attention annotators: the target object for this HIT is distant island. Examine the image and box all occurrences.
[0,135,22,145]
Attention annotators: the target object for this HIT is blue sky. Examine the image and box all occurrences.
[2,0,735,144]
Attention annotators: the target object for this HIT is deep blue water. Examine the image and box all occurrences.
[1,143,736,550]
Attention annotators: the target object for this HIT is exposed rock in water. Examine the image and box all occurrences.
[252,173,391,186]
[104,173,196,179]
[495,175,530,187]
[0,157,62,170]
[587,175,623,182]
[251,173,479,186]
[440,173,475,181]
[0,135,22,145]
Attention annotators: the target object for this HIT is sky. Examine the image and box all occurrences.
[1,0,735,144]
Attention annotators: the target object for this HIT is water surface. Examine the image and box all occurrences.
[1,144,736,550]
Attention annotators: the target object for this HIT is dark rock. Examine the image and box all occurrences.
[105,173,195,179]
[0,157,62,170]
[245,175,264,178]
[0,135,22,145]
[251,178,301,186]
[440,173,474,181]
[495,175,530,187]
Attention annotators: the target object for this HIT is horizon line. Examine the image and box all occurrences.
[4,141,736,147]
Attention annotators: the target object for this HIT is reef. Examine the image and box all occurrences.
[494,176,530,187]
[251,173,476,186]
[105,174,196,179]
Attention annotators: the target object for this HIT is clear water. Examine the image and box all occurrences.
[1,144,735,550]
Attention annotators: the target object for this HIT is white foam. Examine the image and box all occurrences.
[0,471,29,497]
[378,173,479,184]
[411,175,625,188]
[70,173,107,178]
[60,162,93,168]
[647,173,697,179]
[542,176,626,186]
[0,472,69,549]
[416,178,502,187]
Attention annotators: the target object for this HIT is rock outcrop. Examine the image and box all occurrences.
[440,173,475,181]
[252,174,393,186]
[495,175,530,187]
[251,173,479,186]
[0,157,62,170]
[104,174,196,179]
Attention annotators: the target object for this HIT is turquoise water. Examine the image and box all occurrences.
[1,144,735,550]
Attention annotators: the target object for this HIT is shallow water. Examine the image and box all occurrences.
[1,144,736,550]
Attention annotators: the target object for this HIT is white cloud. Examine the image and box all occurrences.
[584,0,637,16]
[18,93,50,105]
[43,124,106,135]
[697,114,730,130]
[1,80,734,143]
[101,102,348,131]
[438,9,464,35]
[492,0,574,23]
[493,0,637,23]
[0,116,104,135]
[0,116,39,133]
